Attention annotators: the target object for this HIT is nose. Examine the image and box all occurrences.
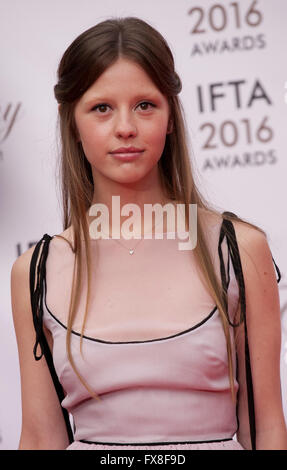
[114,110,137,139]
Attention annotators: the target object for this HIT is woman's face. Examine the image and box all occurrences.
[74,57,171,186]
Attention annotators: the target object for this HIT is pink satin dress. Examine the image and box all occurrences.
[41,216,244,450]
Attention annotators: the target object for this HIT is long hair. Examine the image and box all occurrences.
[53,16,265,403]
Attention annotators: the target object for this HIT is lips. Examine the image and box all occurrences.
[110,147,144,154]
[109,147,145,161]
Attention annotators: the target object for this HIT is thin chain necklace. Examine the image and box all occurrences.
[99,218,165,255]
[88,198,180,255]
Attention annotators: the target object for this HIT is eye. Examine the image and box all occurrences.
[91,103,110,113]
[137,101,156,111]
[91,101,156,114]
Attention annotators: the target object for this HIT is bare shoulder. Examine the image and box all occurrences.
[11,226,75,284]
[224,216,281,333]
[198,207,270,256]
[230,216,267,245]
[11,242,39,282]
[199,208,275,285]
[10,227,68,292]
[230,217,274,283]
[10,236,71,449]
[10,240,45,335]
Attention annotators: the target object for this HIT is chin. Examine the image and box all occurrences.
[110,170,151,185]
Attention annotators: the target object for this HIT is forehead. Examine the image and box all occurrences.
[81,57,164,100]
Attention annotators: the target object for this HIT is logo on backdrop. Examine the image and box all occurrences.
[187,1,277,170]
[196,78,276,170]
[0,102,22,161]
[188,1,265,57]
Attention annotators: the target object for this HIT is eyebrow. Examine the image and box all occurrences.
[83,92,162,106]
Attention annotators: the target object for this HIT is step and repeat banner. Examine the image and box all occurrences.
[1,0,286,449]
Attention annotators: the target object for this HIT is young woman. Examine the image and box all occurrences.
[11,17,286,450]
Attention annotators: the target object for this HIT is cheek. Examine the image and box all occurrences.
[144,117,168,143]
[78,122,107,150]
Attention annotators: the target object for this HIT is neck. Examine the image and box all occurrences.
[86,169,178,237]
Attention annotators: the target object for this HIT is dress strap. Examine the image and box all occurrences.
[29,234,74,444]
[218,211,281,451]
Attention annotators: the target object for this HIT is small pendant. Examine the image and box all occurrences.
[129,249,134,255]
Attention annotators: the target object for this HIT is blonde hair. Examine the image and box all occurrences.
[53,17,265,404]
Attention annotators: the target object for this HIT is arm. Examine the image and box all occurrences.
[233,221,287,450]
[11,246,70,450]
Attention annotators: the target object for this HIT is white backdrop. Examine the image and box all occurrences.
[1,0,286,449]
